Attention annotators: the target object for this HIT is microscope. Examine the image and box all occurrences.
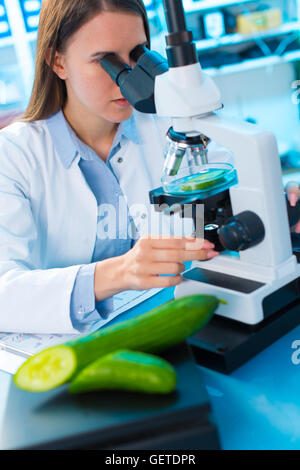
[100,0,300,373]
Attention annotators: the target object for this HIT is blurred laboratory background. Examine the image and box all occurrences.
[1,0,300,170]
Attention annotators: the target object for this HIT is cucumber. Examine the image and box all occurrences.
[68,349,177,395]
[13,346,76,393]
[181,169,226,192]
[14,294,219,392]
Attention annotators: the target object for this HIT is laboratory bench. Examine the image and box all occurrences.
[1,282,300,450]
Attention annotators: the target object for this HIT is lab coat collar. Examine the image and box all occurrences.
[46,109,140,170]
[46,110,78,169]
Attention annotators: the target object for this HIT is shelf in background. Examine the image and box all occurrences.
[184,0,254,14]
[196,21,300,52]
[0,29,37,47]
[0,36,13,47]
[0,15,299,53]
[203,49,300,76]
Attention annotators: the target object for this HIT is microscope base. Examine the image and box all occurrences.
[187,297,300,374]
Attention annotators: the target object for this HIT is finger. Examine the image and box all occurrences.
[151,248,219,262]
[184,237,215,251]
[205,250,220,260]
[142,262,186,275]
[146,274,183,289]
[141,235,214,251]
[285,181,300,206]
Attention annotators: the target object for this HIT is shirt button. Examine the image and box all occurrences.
[141,213,147,219]
[117,157,123,164]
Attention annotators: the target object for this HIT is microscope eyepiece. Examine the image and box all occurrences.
[99,54,131,86]
[130,44,148,63]
[99,45,168,114]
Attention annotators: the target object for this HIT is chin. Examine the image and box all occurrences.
[108,107,133,123]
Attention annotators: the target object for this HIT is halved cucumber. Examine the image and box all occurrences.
[14,345,76,392]
[68,349,177,395]
[14,294,219,392]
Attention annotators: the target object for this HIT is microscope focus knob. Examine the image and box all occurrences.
[218,211,265,252]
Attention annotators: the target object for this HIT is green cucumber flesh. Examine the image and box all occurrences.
[14,294,219,392]
[13,345,76,392]
[68,349,177,395]
[181,169,226,191]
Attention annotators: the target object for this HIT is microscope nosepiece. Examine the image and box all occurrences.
[162,127,210,177]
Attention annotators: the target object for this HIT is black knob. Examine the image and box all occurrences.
[218,211,265,252]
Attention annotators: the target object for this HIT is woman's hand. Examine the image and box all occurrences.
[286,181,300,233]
[117,235,219,291]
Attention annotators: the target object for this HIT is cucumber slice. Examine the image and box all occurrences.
[14,345,76,392]
[181,169,226,192]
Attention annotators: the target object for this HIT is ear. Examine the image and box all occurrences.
[46,47,68,80]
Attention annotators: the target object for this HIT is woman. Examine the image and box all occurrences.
[0,0,224,334]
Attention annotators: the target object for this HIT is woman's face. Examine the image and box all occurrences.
[54,10,148,123]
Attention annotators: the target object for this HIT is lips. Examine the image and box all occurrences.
[113,98,131,107]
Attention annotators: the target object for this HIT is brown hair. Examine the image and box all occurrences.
[22,0,150,122]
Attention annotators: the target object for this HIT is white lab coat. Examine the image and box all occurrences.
[0,111,231,333]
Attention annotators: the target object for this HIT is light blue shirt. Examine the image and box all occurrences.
[46,111,140,332]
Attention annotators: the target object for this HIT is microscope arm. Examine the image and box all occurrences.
[174,113,292,269]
